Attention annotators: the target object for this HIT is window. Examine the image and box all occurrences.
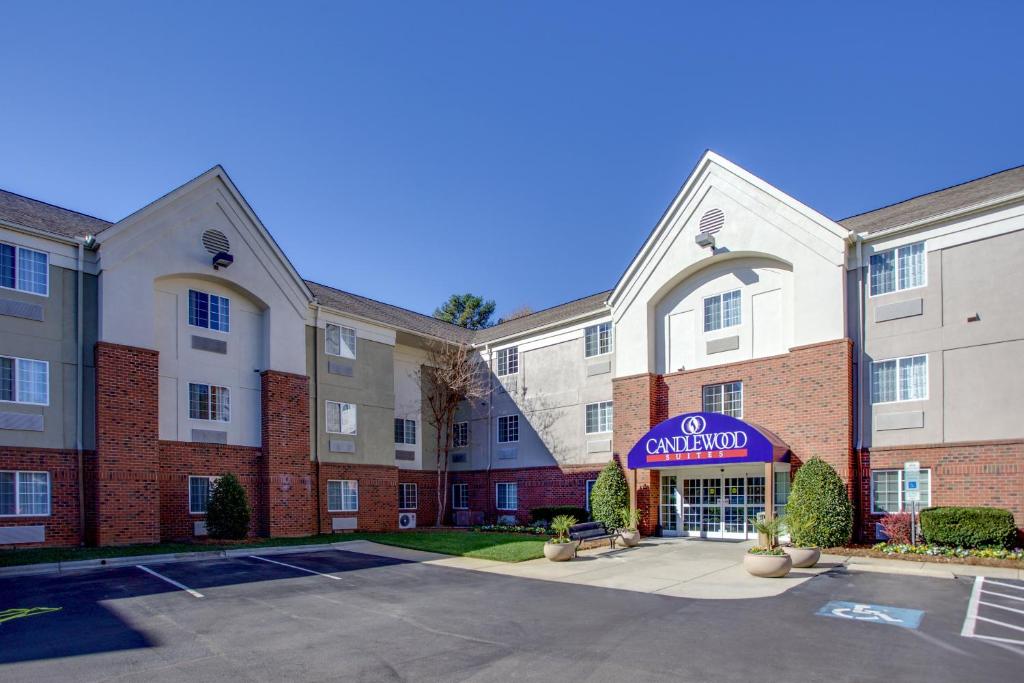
[584,322,613,357]
[188,475,219,514]
[703,289,741,332]
[870,242,925,296]
[398,483,418,510]
[452,421,469,448]
[188,289,230,332]
[496,482,518,511]
[452,483,469,510]
[871,355,927,404]
[394,418,416,444]
[327,480,359,511]
[871,469,931,513]
[189,383,230,422]
[585,479,597,511]
[496,346,519,376]
[585,401,613,434]
[325,323,356,358]
[703,382,743,418]
[0,243,48,295]
[326,401,357,434]
[497,415,519,443]
[0,356,49,405]
[0,471,50,516]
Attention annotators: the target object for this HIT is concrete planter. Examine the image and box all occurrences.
[743,552,793,578]
[783,546,820,568]
[544,541,576,562]
[618,530,641,547]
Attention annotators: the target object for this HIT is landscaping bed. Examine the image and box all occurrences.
[824,544,1024,570]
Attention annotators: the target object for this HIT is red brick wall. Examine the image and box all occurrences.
[317,462,400,532]
[859,440,1024,540]
[94,342,161,546]
[260,370,314,537]
[0,448,84,547]
[158,441,264,540]
[613,340,855,535]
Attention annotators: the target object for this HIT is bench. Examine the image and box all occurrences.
[568,521,617,556]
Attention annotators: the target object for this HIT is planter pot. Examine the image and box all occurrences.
[743,552,793,578]
[783,546,820,568]
[618,530,641,547]
[544,541,576,562]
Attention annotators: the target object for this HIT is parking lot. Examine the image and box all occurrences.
[0,547,1021,682]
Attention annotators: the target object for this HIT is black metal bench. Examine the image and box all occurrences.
[568,521,617,556]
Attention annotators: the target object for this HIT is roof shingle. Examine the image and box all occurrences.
[0,189,112,239]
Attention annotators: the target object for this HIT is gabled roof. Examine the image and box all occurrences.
[473,289,611,343]
[840,165,1024,234]
[0,188,112,239]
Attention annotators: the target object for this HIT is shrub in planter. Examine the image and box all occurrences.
[590,460,629,531]
[544,514,579,561]
[531,506,589,524]
[920,506,1017,549]
[206,473,251,540]
[878,512,913,544]
[784,458,853,548]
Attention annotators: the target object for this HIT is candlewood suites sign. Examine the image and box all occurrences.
[626,412,783,469]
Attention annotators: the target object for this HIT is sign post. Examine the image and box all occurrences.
[904,462,920,544]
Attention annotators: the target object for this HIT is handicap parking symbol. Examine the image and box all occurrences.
[817,601,923,629]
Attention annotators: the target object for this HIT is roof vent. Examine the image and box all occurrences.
[202,229,231,255]
[699,208,725,235]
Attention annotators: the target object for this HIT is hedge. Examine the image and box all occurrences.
[590,461,629,530]
[919,506,1017,549]
[530,506,589,524]
[784,457,853,548]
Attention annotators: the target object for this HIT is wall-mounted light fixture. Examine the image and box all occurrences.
[212,251,234,270]
[695,232,716,249]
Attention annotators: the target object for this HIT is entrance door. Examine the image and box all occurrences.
[663,470,770,539]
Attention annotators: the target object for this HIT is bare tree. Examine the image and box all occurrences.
[418,341,488,526]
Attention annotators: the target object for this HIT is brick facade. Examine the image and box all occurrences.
[260,370,315,537]
[0,448,84,547]
[317,462,401,532]
[93,342,161,546]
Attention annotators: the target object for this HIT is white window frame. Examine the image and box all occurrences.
[452,421,469,448]
[188,289,230,333]
[0,242,49,297]
[398,483,418,510]
[870,468,931,514]
[394,418,416,444]
[0,356,50,406]
[870,355,928,405]
[702,381,743,418]
[869,242,926,297]
[325,323,357,359]
[496,346,519,376]
[584,322,613,358]
[585,479,597,511]
[0,470,51,517]
[452,482,469,510]
[496,482,518,511]
[188,475,219,515]
[327,479,359,512]
[585,401,613,434]
[497,414,519,443]
[188,383,231,423]
[703,289,741,333]
[326,401,357,435]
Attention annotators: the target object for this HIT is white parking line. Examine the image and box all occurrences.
[980,601,1024,617]
[137,564,204,599]
[962,576,1024,649]
[249,555,342,580]
[986,580,1024,592]
[962,576,983,637]
[982,590,1024,603]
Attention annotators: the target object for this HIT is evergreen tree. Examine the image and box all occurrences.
[590,460,629,529]
[434,293,496,329]
[206,473,251,540]
[785,458,853,548]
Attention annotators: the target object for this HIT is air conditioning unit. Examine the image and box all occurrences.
[398,512,417,530]
[193,521,208,536]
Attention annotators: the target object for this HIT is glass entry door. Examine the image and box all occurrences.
[661,470,768,539]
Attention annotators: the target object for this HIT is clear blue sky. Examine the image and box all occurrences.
[2,2,1021,319]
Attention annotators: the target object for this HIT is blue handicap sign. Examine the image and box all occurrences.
[817,601,923,629]
[906,480,918,490]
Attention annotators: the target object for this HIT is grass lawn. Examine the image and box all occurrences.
[0,530,546,568]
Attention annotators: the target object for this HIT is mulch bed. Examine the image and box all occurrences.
[823,545,1024,570]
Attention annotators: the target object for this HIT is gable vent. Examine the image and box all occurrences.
[202,229,231,255]
[699,208,725,235]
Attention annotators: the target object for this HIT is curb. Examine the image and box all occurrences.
[0,542,356,579]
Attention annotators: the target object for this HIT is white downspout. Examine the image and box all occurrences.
[76,237,87,544]
[855,235,866,451]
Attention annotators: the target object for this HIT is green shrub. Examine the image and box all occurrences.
[549,515,578,544]
[590,460,629,530]
[206,473,251,539]
[530,506,589,524]
[784,458,852,548]
[919,507,1017,549]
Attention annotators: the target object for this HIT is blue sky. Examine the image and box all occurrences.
[2,2,1021,319]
